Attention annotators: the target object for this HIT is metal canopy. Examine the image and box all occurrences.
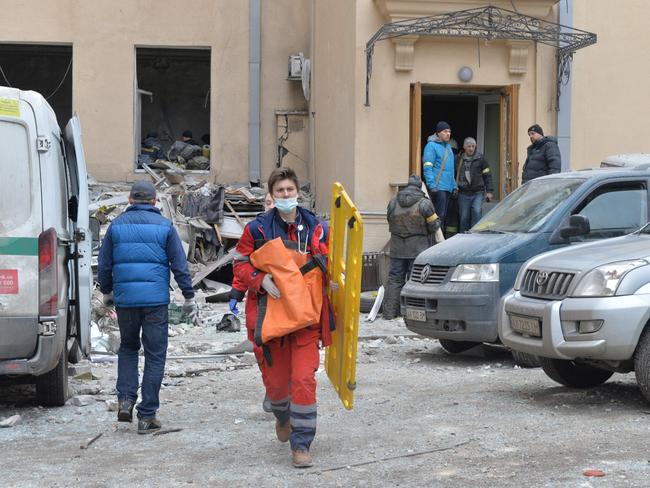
[365,6,597,106]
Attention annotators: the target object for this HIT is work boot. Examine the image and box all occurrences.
[292,450,313,468]
[137,417,162,434]
[117,399,135,422]
[262,394,272,413]
[275,420,291,443]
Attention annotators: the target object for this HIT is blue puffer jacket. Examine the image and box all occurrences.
[98,204,194,308]
[422,134,458,193]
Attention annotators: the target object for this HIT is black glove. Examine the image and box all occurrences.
[431,218,441,233]
[451,188,459,199]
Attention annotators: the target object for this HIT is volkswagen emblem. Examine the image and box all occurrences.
[421,265,431,284]
[535,271,548,286]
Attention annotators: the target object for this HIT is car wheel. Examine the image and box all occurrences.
[438,339,479,354]
[511,350,541,368]
[634,327,650,402]
[540,357,613,388]
[36,345,69,407]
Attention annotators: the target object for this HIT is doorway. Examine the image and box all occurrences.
[409,84,519,200]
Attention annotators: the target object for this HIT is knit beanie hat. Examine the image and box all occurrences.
[435,121,451,132]
[527,124,544,136]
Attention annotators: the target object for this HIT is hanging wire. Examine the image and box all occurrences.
[45,58,72,100]
[476,38,481,67]
[510,0,520,13]
[0,63,12,87]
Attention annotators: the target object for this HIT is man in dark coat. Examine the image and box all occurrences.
[383,175,440,320]
[522,124,562,183]
[456,137,494,232]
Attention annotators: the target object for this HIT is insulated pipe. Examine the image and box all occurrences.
[557,0,572,171]
[249,0,261,183]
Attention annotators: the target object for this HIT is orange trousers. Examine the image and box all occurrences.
[262,326,320,451]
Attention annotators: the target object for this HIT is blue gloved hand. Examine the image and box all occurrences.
[229,298,240,316]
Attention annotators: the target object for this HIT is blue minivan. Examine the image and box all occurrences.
[400,166,650,364]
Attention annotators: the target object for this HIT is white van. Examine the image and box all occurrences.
[0,87,92,406]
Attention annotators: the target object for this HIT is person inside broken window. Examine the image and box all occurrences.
[181,129,199,147]
[97,181,198,434]
[232,167,333,469]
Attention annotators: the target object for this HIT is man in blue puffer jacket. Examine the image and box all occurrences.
[422,121,458,232]
[98,181,196,434]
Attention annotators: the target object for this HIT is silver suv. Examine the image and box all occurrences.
[499,221,650,401]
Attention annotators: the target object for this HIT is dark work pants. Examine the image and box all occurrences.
[430,190,451,231]
[383,258,415,319]
[115,305,169,419]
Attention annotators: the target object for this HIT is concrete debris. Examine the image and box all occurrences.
[68,363,92,378]
[105,400,119,412]
[0,415,22,428]
[71,395,95,407]
[73,384,102,396]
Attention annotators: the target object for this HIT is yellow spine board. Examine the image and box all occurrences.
[325,183,363,410]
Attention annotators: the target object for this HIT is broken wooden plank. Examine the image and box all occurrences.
[224,200,245,228]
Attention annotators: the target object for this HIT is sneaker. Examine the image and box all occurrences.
[262,395,272,413]
[292,449,313,468]
[137,417,162,434]
[117,399,135,422]
[275,420,291,443]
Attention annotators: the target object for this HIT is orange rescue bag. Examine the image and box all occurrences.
[249,237,324,345]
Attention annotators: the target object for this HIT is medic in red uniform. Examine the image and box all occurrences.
[233,167,333,469]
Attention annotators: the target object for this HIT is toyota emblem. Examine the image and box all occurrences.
[421,265,431,284]
[535,271,548,286]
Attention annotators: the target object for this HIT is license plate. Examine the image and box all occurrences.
[509,314,541,337]
[405,308,426,322]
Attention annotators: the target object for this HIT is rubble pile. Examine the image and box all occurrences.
[86,166,312,354]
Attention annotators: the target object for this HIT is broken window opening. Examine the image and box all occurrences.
[0,43,72,128]
[135,47,211,172]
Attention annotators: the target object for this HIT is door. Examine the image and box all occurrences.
[64,116,92,357]
[573,181,648,240]
[0,95,42,359]
[477,95,501,198]
[409,82,422,177]
[500,85,519,197]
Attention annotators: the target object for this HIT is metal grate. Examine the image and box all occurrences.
[405,297,426,308]
[521,269,575,300]
[410,264,450,284]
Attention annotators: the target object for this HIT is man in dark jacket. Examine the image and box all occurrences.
[98,181,196,434]
[522,124,562,183]
[383,175,440,320]
[456,137,494,232]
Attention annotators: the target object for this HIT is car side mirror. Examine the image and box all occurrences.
[559,214,590,239]
[89,216,101,245]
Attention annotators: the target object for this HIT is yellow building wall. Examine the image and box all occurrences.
[571,0,650,168]
[312,0,357,212]
[0,0,310,185]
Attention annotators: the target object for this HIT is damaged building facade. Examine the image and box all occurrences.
[1,0,649,251]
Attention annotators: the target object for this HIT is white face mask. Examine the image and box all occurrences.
[274,196,298,214]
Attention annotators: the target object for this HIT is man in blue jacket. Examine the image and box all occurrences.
[422,121,458,231]
[98,181,197,434]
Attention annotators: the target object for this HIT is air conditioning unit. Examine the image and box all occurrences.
[288,53,304,80]
[287,53,311,101]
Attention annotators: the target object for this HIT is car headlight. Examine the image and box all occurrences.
[450,263,499,282]
[571,259,648,297]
